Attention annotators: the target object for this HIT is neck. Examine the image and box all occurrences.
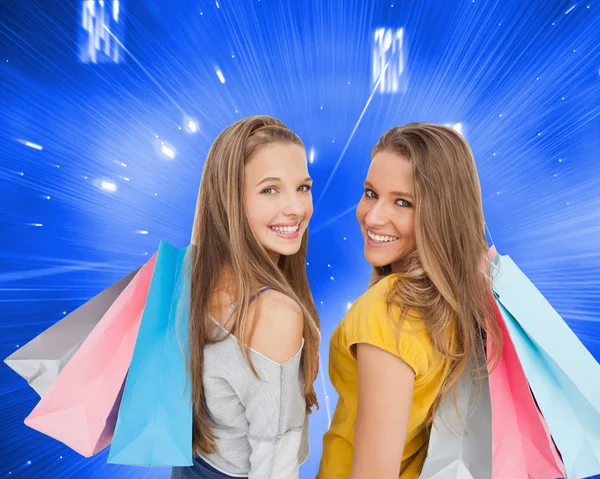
[268,251,281,266]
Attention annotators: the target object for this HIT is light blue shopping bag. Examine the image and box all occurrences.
[108,241,193,466]
[491,253,600,479]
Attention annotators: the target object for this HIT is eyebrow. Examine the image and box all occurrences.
[364,181,414,199]
[256,176,313,187]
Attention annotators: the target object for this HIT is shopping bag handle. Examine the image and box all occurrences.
[484,223,501,299]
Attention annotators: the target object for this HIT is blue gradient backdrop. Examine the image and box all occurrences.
[1,0,599,477]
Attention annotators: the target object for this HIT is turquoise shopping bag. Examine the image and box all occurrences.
[108,241,193,466]
[491,253,600,479]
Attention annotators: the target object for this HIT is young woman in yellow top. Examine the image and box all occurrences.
[317,123,502,478]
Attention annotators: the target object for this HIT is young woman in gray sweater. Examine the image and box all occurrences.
[171,115,320,479]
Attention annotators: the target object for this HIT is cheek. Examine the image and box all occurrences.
[393,213,416,238]
[246,197,273,230]
[405,214,416,236]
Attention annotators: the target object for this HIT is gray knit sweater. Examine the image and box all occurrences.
[197,317,309,479]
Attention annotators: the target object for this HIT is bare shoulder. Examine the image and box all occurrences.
[257,289,302,315]
[246,290,304,365]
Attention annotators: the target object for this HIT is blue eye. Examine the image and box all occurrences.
[261,187,277,195]
[396,199,413,207]
[298,185,312,192]
[365,188,377,199]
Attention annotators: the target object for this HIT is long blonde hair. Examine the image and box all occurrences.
[370,122,502,426]
[188,115,320,455]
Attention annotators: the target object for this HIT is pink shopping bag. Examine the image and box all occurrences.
[24,253,157,457]
[488,288,565,478]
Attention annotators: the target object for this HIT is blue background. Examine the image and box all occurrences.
[1,0,599,477]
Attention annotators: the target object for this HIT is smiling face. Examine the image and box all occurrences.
[244,142,313,264]
[356,150,417,270]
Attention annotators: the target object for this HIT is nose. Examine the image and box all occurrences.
[281,191,306,217]
[364,200,389,228]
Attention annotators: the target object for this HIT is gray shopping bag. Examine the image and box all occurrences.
[419,362,492,479]
[4,268,138,396]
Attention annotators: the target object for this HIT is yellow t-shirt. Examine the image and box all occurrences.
[317,274,452,479]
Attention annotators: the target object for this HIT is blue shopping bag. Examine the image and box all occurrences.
[491,253,600,479]
[108,241,193,466]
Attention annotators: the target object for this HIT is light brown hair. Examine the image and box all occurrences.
[187,115,320,455]
[369,122,502,426]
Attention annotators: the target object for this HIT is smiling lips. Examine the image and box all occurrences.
[268,224,397,242]
[366,228,399,246]
[269,221,301,239]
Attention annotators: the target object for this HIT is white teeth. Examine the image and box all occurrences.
[367,230,398,243]
[270,224,299,234]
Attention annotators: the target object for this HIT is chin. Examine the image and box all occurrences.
[279,247,302,257]
[268,244,301,257]
[363,249,396,268]
[364,254,388,268]
[369,261,391,268]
